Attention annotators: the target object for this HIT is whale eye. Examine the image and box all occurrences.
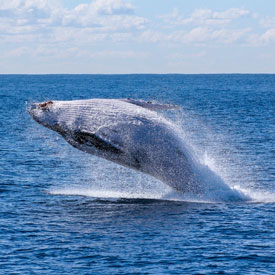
[38,101,53,110]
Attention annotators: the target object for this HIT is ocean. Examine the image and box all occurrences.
[0,74,274,274]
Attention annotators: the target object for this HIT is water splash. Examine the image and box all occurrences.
[164,108,275,203]
[48,105,274,204]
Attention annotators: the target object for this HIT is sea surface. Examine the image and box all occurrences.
[0,74,274,274]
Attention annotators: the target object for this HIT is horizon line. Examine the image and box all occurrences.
[0,73,275,75]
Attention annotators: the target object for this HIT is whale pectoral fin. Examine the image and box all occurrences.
[120,98,179,111]
[73,131,123,154]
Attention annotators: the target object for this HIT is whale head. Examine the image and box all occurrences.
[28,100,67,136]
[28,99,136,163]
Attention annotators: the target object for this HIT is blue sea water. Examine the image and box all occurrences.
[0,74,274,274]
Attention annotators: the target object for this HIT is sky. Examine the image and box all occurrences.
[0,0,275,74]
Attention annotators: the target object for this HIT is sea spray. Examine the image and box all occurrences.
[163,108,273,202]
[49,104,251,203]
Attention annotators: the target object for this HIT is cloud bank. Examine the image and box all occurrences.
[0,0,275,73]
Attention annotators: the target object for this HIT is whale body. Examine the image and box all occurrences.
[29,98,207,193]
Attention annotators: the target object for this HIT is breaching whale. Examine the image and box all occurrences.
[28,98,215,193]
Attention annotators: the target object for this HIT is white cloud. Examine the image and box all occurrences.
[82,50,148,58]
[138,30,165,43]
[0,0,61,24]
[260,16,275,28]
[184,27,210,43]
[160,8,250,26]
[89,0,134,15]
[246,28,275,46]
[211,28,251,43]
[59,0,143,29]
[0,0,149,62]
[2,45,148,60]
[191,9,212,20]
[213,8,250,20]
[156,7,256,46]
[0,3,269,48]
[110,32,133,42]
[0,0,56,10]
[1,1,275,72]
[261,28,275,43]
[142,27,250,45]
[0,0,146,32]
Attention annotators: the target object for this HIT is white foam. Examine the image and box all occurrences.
[48,182,251,203]
[50,187,158,200]
[232,186,275,203]
[48,187,206,202]
[49,178,275,204]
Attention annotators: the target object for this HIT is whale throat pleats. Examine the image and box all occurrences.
[73,131,123,155]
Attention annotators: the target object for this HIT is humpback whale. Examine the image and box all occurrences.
[28,98,214,193]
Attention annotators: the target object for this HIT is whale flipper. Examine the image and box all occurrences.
[73,131,123,155]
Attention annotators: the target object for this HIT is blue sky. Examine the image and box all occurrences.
[1,0,275,73]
